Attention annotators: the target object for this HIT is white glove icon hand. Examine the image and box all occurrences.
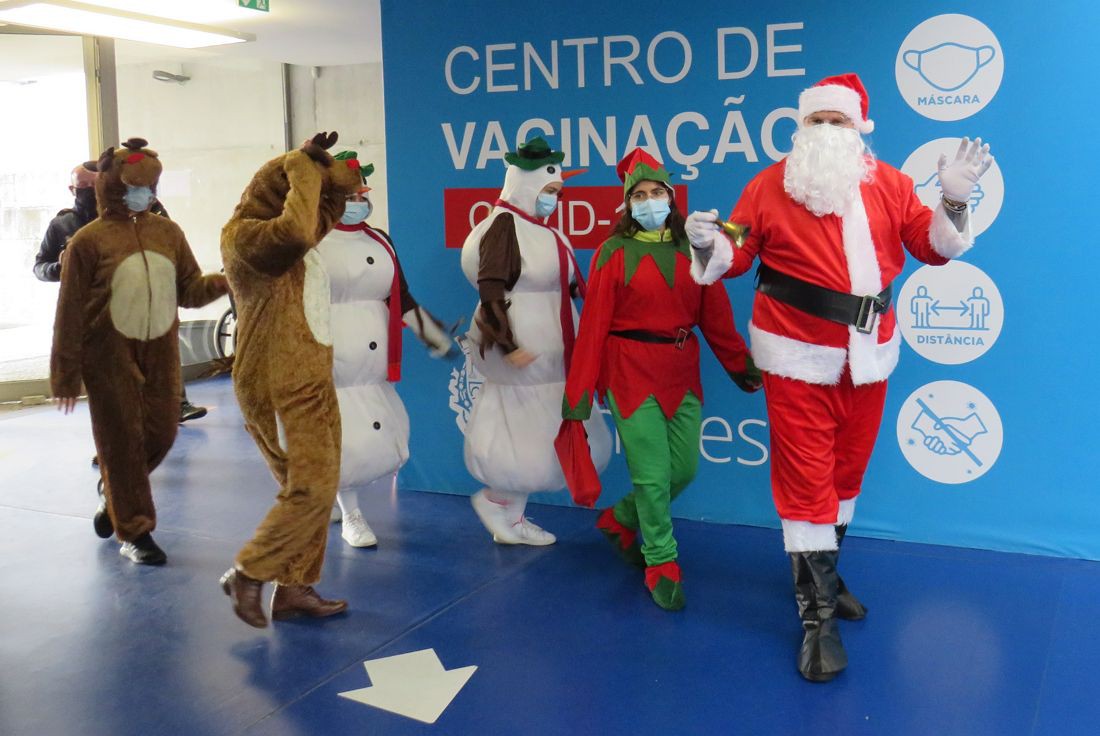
[685,209,720,249]
[937,137,993,204]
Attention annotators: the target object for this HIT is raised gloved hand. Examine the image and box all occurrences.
[686,209,721,249]
[936,137,993,205]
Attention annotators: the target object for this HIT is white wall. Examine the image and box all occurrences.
[287,62,388,232]
[115,51,287,320]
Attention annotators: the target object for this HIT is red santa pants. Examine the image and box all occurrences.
[762,369,887,525]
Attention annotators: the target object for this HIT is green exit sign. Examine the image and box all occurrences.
[239,0,269,11]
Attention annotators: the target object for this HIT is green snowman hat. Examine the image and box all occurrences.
[503,136,565,171]
[333,150,374,183]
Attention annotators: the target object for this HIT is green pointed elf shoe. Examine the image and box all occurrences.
[645,561,685,611]
[595,508,645,568]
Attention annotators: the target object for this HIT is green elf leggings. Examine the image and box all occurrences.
[607,390,702,566]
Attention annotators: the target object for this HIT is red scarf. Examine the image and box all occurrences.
[492,199,586,374]
[334,222,403,382]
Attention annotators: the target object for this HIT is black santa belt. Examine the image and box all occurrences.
[755,263,892,335]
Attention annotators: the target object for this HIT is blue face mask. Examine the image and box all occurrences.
[341,200,372,225]
[902,42,996,92]
[631,199,671,231]
[124,185,155,213]
[535,192,558,219]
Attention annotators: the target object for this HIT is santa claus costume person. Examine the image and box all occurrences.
[461,137,611,545]
[687,74,993,681]
[562,149,760,610]
[317,155,456,547]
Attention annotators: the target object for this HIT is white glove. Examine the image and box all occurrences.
[686,209,721,249]
[937,137,993,204]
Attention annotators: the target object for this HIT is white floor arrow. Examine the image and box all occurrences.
[337,648,477,724]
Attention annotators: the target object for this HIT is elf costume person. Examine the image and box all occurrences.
[317,155,456,548]
[460,136,611,545]
[560,149,759,610]
[687,73,993,680]
[51,138,228,565]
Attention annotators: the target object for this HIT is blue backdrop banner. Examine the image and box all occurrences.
[380,0,1100,559]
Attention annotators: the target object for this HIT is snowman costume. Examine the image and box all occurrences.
[317,156,454,547]
[460,137,611,545]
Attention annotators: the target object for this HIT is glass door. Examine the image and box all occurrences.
[0,32,90,396]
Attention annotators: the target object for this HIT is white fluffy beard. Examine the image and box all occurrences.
[783,124,875,217]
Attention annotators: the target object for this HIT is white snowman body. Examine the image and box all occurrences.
[317,226,411,488]
[460,164,611,493]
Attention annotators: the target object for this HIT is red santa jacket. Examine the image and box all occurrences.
[693,159,971,386]
[564,232,751,420]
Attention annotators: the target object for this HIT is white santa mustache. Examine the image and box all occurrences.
[783,124,876,217]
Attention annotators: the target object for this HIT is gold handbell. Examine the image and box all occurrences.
[718,220,750,248]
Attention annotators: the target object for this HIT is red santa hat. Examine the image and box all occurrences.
[798,73,874,134]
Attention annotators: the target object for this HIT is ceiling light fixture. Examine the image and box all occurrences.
[0,0,254,49]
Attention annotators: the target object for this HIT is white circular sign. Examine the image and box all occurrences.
[895,14,1004,121]
[896,380,1003,484]
[901,137,1003,237]
[897,261,1003,364]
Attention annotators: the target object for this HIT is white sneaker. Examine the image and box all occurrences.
[340,509,377,547]
[330,504,342,523]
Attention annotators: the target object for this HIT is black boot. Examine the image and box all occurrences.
[791,550,847,682]
[835,524,867,621]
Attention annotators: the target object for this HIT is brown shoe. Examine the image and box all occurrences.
[271,584,348,621]
[220,567,268,628]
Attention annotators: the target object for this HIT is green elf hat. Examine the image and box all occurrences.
[616,147,672,198]
[333,150,374,185]
[503,136,565,170]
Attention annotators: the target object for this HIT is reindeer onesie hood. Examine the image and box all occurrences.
[50,137,228,543]
[221,133,364,587]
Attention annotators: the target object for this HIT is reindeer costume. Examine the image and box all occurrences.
[50,138,228,565]
[218,133,364,627]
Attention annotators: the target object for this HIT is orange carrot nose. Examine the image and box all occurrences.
[560,168,587,181]
[126,153,145,164]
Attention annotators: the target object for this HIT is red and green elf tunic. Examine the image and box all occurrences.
[562,227,755,569]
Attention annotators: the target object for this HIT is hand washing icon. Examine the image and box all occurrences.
[915,172,985,210]
[903,42,996,91]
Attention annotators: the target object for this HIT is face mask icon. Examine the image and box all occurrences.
[915,172,986,211]
[903,42,996,92]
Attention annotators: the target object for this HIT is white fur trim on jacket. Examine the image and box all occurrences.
[837,498,857,527]
[848,326,900,386]
[689,229,734,285]
[782,519,840,553]
[749,322,846,385]
[841,192,898,386]
[929,201,973,259]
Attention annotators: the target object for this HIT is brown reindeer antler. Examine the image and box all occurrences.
[122,137,148,151]
[301,131,339,164]
[97,146,116,173]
